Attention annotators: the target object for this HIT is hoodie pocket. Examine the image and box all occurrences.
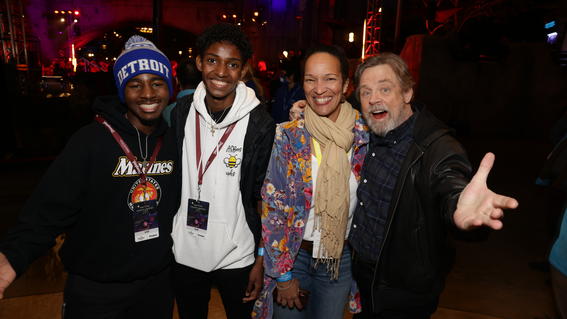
[173,220,238,272]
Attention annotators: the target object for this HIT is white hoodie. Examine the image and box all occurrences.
[172,81,260,271]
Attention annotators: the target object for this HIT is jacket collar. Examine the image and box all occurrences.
[410,102,453,150]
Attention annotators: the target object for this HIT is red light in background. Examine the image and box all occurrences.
[74,11,80,16]
[171,60,178,79]
[257,61,267,72]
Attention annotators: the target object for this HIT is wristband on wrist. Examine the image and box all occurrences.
[257,247,265,257]
[276,271,292,282]
[276,281,293,290]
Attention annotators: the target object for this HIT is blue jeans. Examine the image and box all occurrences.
[274,246,352,319]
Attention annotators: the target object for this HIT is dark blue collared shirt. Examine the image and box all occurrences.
[349,113,416,261]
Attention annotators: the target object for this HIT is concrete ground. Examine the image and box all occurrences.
[0,137,560,318]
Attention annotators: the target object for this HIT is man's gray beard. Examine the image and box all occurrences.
[363,112,396,137]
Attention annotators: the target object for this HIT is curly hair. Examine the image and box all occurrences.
[195,23,253,62]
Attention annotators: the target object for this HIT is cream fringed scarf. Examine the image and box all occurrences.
[304,101,356,279]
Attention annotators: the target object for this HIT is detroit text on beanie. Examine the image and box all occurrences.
[113,35,173,103]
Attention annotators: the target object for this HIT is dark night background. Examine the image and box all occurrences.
[1,0,567,318]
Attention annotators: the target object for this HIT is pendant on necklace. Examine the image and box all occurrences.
[141,160,148,171]
[210,124,216,135]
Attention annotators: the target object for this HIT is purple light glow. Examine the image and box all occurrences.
[547,32,558,44]
[272,0,286,12]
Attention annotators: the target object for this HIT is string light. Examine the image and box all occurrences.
[217,10,268,28]
[348,32,355,43]
[138,27,153,34]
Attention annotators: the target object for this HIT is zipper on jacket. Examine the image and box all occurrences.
[370,150,423,312]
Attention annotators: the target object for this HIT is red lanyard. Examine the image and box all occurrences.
[95,115,163,184]
[195,111,236,189]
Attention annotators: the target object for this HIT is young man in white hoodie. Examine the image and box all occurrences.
[170,23,275,319]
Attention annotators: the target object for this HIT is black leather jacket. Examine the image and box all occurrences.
[369,105,472,311]
[171,94,275,251]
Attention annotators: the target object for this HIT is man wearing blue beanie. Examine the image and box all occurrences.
[114,35,174,103]
[0,35,178,319]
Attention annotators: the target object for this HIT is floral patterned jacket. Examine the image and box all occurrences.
[252,112,369,318]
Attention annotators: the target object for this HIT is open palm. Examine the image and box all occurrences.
[453,153,519,230]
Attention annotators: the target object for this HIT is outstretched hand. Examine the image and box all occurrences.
[453,152,519,230]
[0,252,16,299]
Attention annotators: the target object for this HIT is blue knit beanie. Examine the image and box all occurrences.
[113,35,173,103]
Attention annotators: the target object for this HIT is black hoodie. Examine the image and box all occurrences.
[0,96,179,282]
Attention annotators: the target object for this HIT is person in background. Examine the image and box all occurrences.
[169,23,275,319]
[253,44,365,319]
[550,206,567,319]
[0,35,178,319]
[537,109,567,319]
[163,58,201,126]
[242,62,265,103]
[270,61,305,124]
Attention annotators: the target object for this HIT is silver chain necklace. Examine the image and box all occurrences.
[134,127,149,169]
[206,105,231,135]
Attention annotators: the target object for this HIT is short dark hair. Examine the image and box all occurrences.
[354,53,415,101]
[177,58,200,89]
[302,44,349,81]
[196,23,253,62]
